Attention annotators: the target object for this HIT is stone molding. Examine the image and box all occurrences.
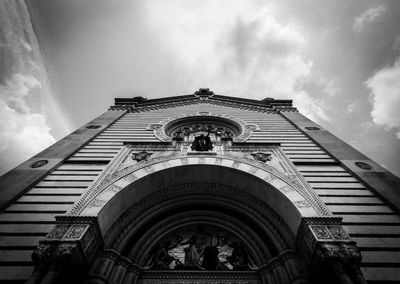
[67,145,330,217]
[114,98,278,114]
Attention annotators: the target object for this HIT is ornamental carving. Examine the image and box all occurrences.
[48,224,70,239]
[131,151,153,162]
[328,226,349,240]
[251,152,272,163]
[146,113,259,143]
[194,88,214,99]
[145,225,257,271]
[319,243,362,264]
[67,145,331,217]
[311,225,331,239]
[31,244,52,265]
[65,225,88,239]
[294,200,310,208]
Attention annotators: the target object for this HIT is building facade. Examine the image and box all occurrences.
[0,89,399,284]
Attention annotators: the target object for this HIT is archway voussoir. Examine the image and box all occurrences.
[237,162,251,173]
[151,161,167,172]
[161,160,173,168]
[253,170,270,180]
[114,178,130,189]
[187,157,198,164]
[165,159,181,168]
[269,178,289,190]
[221,158,234,167]
[133,168,148,180]
[204,157,216,164]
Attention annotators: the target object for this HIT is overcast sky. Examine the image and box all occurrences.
[0,0,400,176]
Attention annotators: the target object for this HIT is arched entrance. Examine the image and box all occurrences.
[87,163,310,284]
[27,152,366,284]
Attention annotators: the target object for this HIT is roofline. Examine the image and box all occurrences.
[113,89,293,110]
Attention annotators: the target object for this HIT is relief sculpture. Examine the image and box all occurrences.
[145,225,256,271]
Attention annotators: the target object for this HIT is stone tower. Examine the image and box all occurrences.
[0,89,399,284]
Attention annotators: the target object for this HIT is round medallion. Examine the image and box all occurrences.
[355,161,372,170]
[30,160,48,168]
[86,125,101,129]
[305,126,320,130]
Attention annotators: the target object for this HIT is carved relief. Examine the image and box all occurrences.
[47,224,70,239]
[194,88,214,99]
[87,198,107,208]
[250,152,272,163]
[328,226,349,240]
[31,244,53,265]
[65,225,88,239]
[147,113,259,143]
[145,225,257,271]
[319,243,362,264]
[294,200,310,208]
[310,225,331,239]
[131,151,153,162]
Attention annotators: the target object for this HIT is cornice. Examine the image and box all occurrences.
[112,89,296,113]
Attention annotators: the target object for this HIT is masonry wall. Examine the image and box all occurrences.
[0,102,399,283]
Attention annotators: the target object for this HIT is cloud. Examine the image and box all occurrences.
[145,0,329,122]
[353,5,386,33]
[323,80,340,97]
[366,58,400,138]
[0,73,56,174]
[0,73,41,113]
[347,102,358,114]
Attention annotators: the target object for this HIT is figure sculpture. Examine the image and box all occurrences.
[191,130,213,151]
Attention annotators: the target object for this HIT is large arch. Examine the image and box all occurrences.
[71,154,325,241]
[29,154,365,284]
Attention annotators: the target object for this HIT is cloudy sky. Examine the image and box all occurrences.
[1,0,400,176]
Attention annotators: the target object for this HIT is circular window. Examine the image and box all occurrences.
[305,126,320,130]
[86,125,101,129]
[164,116,242,142]
[30,160,48,168]
[355,161,372,170]
[147,113,259,143]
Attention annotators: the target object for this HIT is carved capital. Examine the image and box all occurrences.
[31,244,54,272]
[51,243,85,271]
[319,243,362,265]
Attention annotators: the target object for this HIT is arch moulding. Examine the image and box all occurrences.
[29,147,363,284]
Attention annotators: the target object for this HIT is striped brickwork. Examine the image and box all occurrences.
[0,99,398,283]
